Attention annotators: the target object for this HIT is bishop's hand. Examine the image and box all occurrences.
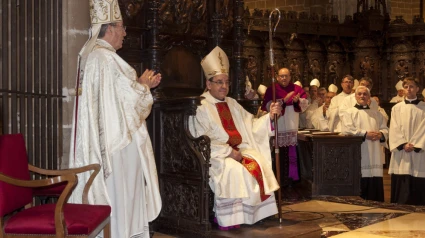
[138,69,162,89]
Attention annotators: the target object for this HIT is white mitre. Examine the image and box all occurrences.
[294,81,302,87]
[395,80,403,91]
[257,84,267,96]
[310,78,320,87]
[422,88,425,98]
[328,84,338,93]
[77,0,123,94]
[201,46,230,80]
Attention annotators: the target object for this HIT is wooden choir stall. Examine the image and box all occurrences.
[114,0,425,236]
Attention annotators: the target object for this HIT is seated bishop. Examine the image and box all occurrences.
[189,46,281,230]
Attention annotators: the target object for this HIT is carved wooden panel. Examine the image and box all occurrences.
[150,98,212,237]
[416,40,425,87]
[390,41,413,97]
[326,42,346,86]
[307,41,326,84]
[311,136,362,196]
[354,38,380,95]
[243,36,263,91]
[286,39,306,85]
[159,44,206,98]
[263,38,285,86]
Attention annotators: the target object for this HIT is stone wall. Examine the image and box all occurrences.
[390,0,421,23]
[244,0,330,14]
[245,0,422,24]
[61,0,90,168]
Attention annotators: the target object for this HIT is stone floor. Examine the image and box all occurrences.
[154,169,425,237]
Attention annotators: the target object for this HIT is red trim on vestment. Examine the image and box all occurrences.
[215,102,270,202]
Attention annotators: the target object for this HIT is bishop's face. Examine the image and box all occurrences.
[109,21,127,50]
[355,87,370,106]
[206,74,230,100]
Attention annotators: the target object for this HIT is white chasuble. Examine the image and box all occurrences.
[68,39,161,238]
[389,101,425,177]
[343,107,389,177]
[189,91,279,226]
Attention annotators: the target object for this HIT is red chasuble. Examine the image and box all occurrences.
[215,102,270,202]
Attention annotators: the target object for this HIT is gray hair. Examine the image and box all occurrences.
[355,85,370,95]
[98,23,117,39]
[318,87,327,93]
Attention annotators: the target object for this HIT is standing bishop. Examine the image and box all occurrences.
[68,0,162,237]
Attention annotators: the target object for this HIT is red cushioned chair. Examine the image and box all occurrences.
[0,134,111,238]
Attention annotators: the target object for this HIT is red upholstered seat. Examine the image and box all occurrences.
[0,134,111,238]
[4,204,111,235]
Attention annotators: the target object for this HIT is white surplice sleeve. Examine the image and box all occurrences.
[389,106,408,152]
[189,105,233,160]
[342,109,367,136]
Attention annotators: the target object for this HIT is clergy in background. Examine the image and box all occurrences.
[342,86,388,202]
[389,77,425,205]
[327,75,354,132]
[261,68,308,187]
[311,90,336,131]
[338,77,379,133]
[189,46,281,229]
[390,80,405,103]
[301,78,321,128]
[68,0,162,237]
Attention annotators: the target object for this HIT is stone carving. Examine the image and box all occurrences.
[395,59,409,79]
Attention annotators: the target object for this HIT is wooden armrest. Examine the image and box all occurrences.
[0,172,76,189]
[28,164,100,176]
[28,164,100,204]
[0,172,79,236]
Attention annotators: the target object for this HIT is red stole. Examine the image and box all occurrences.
[215,102,270,202]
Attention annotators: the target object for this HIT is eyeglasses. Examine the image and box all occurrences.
[209,80,231,86]
[342,81,353,84]
[278,74,289,78]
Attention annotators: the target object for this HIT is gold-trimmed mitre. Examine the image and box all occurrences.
[89,0,122,25]
[201,46,230,80]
